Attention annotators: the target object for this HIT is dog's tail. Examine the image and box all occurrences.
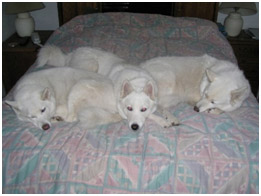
[36,45,68,67]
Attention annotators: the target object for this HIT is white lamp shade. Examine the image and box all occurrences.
[5,2,45,14]
[219,2,257,16]
[15,13,35,37]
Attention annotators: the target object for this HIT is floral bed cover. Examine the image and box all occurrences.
[2,13,259,193]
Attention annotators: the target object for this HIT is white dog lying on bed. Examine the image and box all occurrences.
[141,54,250,114]
[5,67,116,130]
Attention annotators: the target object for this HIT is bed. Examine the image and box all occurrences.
[2,12,259,194]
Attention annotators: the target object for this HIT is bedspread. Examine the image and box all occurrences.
[2,13,259,193]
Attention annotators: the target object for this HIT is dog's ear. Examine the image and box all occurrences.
[5,100,21,113]
[230,87,247,105]
[121,80,134,99]
[206,69,217,82]
[41,88,51,101]
[143,81,156,101]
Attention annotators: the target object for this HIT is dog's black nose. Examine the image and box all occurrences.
[194,106,199,112]
[42,123,50,130]
[131,124,139,131]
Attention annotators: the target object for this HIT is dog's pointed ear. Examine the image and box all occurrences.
[206,69,217,82]
[143,81,156,101]
[41,88,51,100]
[121,80,134,99]
[5,100,21,113]
[230,87,247,105]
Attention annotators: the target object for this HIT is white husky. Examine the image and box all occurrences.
[66,69,173,131]
[109,64,179,130]
[5,67,117,130]
[37,45,179,130]
[141,54,250,114]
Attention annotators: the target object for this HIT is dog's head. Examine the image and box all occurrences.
[118,80,157,131]
[195,68,250,114]
[5,88,56,130]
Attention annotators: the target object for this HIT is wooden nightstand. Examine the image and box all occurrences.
[3,30,53,93]
[227,30,259,96]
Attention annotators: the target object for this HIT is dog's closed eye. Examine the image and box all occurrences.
[41,107,46,113]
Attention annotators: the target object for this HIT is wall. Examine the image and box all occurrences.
[2,2,59,41]
[217,2,259,29]
[2,2,16,41]
[31,2,59,30]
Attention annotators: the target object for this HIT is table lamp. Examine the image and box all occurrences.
[219,2,257,37]
[5,2,45,37]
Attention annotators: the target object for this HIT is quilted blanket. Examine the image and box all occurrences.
[2,13,259,193]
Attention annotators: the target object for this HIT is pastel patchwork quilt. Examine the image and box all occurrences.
[2,13,259,193]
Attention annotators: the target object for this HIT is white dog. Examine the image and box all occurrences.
[66,70,173,131]
[5,67,116,130]
[36,45,179,130]
[141,54,250,114]
[109,64,179,130]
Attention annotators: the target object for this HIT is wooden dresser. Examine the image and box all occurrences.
[3,31,53,93]
[227,31,259,96]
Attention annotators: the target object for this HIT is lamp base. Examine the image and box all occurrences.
[224,12,243,37]
[15,12,35,37]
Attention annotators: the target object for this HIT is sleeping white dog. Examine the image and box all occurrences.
[141,54,250,114]
[5,67,110,130]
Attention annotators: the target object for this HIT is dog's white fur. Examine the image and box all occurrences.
[35,45,179,130]
[67,69,172,131]
[37,45,250,122]
[141,54,250,114]
[37,45,125,76]
[5,67,110,130]
[108,64,178,130]
[5,67,127,130]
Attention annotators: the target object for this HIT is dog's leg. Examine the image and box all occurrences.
[51,105,68,122]
[207,108,223,114]
[51,116,64,122]
[66,95,82,122]
[157,106,180,126]
[66,81,90,122]
[148,106,180,128]
[148,113,176,128]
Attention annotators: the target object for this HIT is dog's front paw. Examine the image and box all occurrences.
[207,108,223,114]
[164,116,180,128]
[51,116,64,122]
[163,112,180,127]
